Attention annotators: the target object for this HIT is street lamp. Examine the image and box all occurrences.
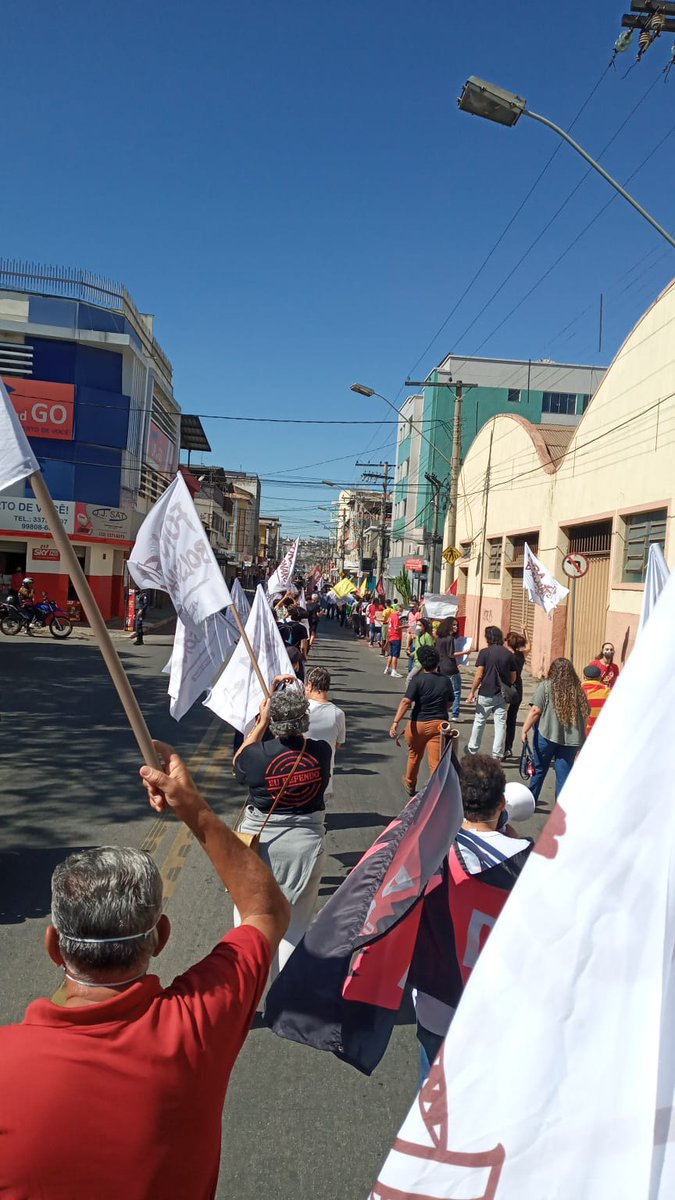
[458,76,675,249]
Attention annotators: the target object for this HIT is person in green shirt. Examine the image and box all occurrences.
[521,657,590,801]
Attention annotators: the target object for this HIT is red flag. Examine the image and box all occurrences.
[446,579,458,596]
[376,577,385,599]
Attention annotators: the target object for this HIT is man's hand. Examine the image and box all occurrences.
[467,693,477,705]
[139,740,207,822]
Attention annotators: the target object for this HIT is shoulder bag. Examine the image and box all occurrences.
[233,738,307,856]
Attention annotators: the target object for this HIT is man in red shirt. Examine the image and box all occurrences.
[0,739,290,1200]
[591,642,620,689]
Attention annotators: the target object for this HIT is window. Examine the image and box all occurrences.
[507,388,520,404]
[579,394,590,413]
[487,538,502,581]
[622,509,667,584]
[542,392,589,416]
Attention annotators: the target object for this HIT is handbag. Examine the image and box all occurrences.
[519,737,535,781]
[501,681,519,705]
[233,738,307,855]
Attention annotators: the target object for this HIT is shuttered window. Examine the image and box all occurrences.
[487,538,502,580]
[623,510,667,584]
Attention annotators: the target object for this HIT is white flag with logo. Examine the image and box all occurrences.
[522,541,568,616]
[371,567,675,1200]
[163,610,239,722]
[0,377,39,491]
[266,538,298,596]
[231,577,251,621]
[128,473,231,624]
[205,584,294,732]
[639,542,670,634]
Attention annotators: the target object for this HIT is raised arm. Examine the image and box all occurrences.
[140,740,290,954]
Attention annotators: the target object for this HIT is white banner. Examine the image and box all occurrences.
[523,541,569,616]
[164,611,239,722]
[454,633,473,666]
[423,593,459,620]
[128,474,231,626]
[231,577,251,621]
[204,584,294,733]
[0,377,39,492]
[639,542,670,635]
[371,565,675,1200]
[267,538,298,596]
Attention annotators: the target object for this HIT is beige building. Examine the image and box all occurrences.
[444,279,674,678]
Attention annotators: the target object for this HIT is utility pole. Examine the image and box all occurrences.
[424,472,445,592]
[356,462,392,583]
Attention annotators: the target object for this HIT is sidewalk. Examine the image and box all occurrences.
[70,605,176,641]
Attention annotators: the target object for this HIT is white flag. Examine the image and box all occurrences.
[163,611,238,722]
[0,377,39,491]
[522,541,568,616]
[423,593,459,620]
[639,542,669,634]
[231,577,251,621]
[128,474,231,625]
[266,538,298,596]
[204,584,294,733]
[371,567,675,1200]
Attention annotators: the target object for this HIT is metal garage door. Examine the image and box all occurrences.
[509,569,536,653]
[564,522,612,672]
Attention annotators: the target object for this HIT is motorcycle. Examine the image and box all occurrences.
[0,593,73,639]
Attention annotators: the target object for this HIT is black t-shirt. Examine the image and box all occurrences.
[476,645,518,697]
[235,735,332,813]
[405,671,454,721]
[278,620,307,648]
[513,650,525,680]
[306,601,321,629]
[436,635,459,677]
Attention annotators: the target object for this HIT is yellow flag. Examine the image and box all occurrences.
[356,575,368,597]
[334,577,358,599]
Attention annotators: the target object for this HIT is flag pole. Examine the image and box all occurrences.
[29,471,160,767]
[228,601,271,698]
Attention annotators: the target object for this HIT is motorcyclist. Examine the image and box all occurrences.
[18,577,38,633]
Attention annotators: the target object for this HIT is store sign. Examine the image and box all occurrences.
[31,543,60,561]
[405,556,426,573]
[2,377,75,441]
[0,496,132,543]
[146,420,177,473]
[0,496,73,535]
[74,503,132,542]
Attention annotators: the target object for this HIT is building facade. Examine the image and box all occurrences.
[446,280,675,677]
[258,516,281,571]
[0,261,181,619]
[389,354,606,594]
[336,488,390,576]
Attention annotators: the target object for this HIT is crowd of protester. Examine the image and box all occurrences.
[0,568,621,1198]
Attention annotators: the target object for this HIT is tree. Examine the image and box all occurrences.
[393,567,413,606]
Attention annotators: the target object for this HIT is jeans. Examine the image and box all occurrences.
[404,719,444,790]
[450,673,461,719]
[467,693,507,758]
[529,727,578,800]
[505,677,524,753]
[417,1023,444,1086]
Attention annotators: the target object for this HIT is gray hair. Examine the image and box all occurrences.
[268,689,310,739]
[51,847,163,974]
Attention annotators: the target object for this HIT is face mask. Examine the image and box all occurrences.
[603,649,614,660]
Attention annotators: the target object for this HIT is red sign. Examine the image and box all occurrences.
[3,377,75,440]
[146,420,177,473]
[405,557,425,573]
[31,543,60,561]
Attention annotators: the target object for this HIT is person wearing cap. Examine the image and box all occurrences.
[581,664,611,736]
[0,741,289,1200]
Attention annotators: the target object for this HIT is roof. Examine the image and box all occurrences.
[180,414,211,453]
[537,424,576,470]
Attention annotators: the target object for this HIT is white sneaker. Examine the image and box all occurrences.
[390,670,403,677]
[383,666,390,674]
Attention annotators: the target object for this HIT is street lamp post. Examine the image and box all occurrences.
[457,76,675,250]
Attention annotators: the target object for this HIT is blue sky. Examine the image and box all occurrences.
[4,1,675,534]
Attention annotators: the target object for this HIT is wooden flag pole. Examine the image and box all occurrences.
[30,472,159,767]
[228,601,271,698]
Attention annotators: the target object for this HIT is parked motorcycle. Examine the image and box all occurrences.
[0,593,73,639]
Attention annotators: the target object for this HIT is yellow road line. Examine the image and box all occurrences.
[51,719,229,1003]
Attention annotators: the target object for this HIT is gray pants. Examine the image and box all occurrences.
[467,693,507,759]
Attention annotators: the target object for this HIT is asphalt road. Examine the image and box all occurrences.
[0,618,554,1199]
